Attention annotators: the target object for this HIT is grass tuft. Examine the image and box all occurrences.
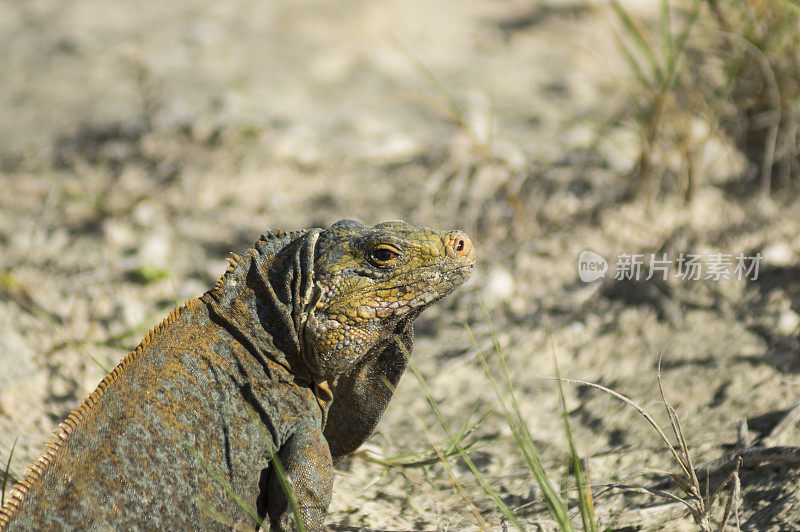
[559,351,742,531]
[606,0,800,199]
[408,358,520,530]
[366,303,603,529]
[466,317,572,529]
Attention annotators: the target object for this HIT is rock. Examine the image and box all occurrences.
[482,267,514,306]
[763,242,794,267]
[777,309,800,336]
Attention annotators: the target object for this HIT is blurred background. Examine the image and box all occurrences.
[2,0,800,528]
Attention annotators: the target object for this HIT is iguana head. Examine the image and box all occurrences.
[303,219,475,382]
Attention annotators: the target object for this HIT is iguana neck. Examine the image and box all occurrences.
[200,229,321,387]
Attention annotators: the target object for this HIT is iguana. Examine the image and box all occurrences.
[0,219,475,531]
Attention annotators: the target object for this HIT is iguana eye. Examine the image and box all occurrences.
[368,245,400,266]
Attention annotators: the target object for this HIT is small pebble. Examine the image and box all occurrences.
[482,267,514,306]
[777,309,800,336]
[763,242,794,267]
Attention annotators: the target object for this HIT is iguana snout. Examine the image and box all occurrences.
[303,220,475,382]
[443,230,475,260]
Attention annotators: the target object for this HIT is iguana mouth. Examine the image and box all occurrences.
[378,264,473,296]
[347,263,474,297]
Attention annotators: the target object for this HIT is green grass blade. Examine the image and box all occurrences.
[475,310,570,523]
[609,25,652,88]
[386,29,486,152]
[265,442,307,532]
[660,0,674,81]
[610,0,663,84]
[1,436,18,507]
[87,352,110,374]
[362,407,490,469]
[548,330,596,532]
[782,0,800,12]
[408,359,528,531]
[456,393,484,440]
[496,364,569,528]
[665,2,701,87]
[469,307,573,530]
[179,438,263,528]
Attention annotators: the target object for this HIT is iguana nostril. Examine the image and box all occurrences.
[444,231,475,261]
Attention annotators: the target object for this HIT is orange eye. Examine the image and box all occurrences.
[369,246,399,266]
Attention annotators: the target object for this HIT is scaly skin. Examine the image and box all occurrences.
[0,219,475,531]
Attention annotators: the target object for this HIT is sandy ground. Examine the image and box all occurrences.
[2,1,800,530]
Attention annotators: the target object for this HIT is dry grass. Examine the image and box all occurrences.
[561,354,743,531]
[606,0,800,200]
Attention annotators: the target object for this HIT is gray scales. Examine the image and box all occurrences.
[0,219,476,531]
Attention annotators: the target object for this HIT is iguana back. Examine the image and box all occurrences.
[0,219,475,530]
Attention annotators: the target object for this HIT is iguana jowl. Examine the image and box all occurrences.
[0,219,475,531]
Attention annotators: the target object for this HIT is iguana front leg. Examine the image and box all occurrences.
[266,424,333,531]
